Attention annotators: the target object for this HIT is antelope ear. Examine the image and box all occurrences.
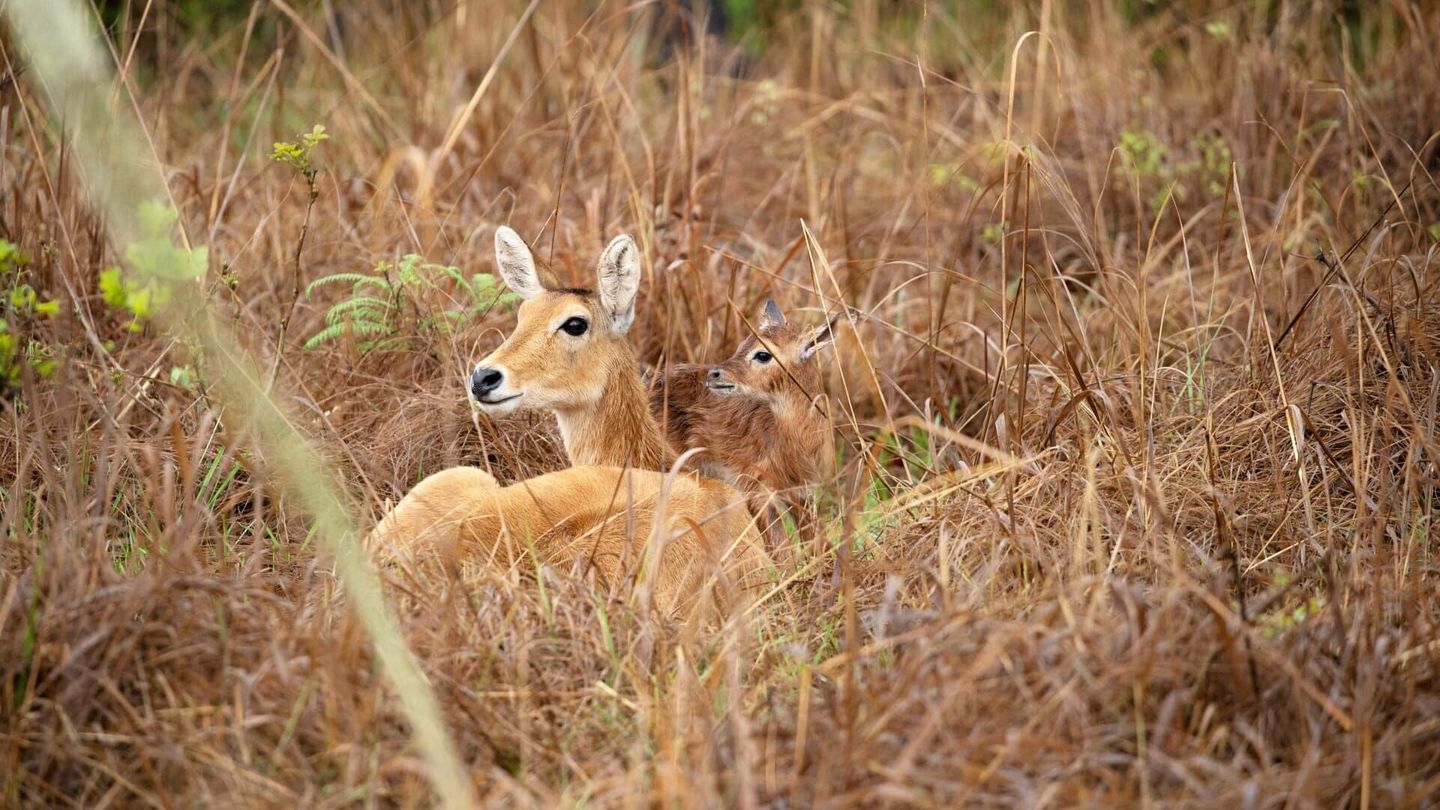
[798,314,839,362]
[597,234,640,333]
[494,226,545,299]
[759,298,786,331]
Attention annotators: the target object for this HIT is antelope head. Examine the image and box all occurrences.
[705,299,837,404]
[470,226,642,416]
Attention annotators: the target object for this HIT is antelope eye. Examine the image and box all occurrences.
[560,317,589,337]
[753,350,772,364]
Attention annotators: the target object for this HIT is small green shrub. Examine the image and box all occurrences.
[99,266,168,332]
[0,239,61,390]
[304,254,520,353]
[271,125,328,193]
[99,201,208,333]
[1119,127,1240,212]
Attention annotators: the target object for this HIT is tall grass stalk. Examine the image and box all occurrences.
[1,1,473,805]
[2,0,1437,804]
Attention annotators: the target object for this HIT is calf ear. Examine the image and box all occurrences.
[759,298,786,331]
[494,226,545,299]
[597,234,641,333]
[799,314,840,361]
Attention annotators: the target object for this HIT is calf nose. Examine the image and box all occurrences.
[471,367,504,399]
[707,367,722,381]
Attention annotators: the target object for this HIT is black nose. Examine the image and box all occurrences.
[471,367,503,399]
[707,367,722,380]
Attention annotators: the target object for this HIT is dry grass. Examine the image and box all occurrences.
[3,0,1440,805]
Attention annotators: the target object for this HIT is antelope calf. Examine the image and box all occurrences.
[370,227,766,615]
[651,299,837,494]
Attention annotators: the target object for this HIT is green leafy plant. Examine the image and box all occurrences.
[926,162,980,193]
[1177,131,1235,198]
[99,266,169,332]
[1119,128,1165,179]
[169,364,198,391]
[0,239,61,389]
[272,125,328,337]
[271,124,328,191]
[125,200,209,281]
[304,254,520,352]
[1119,127,1240,212]
[99,201,208,333]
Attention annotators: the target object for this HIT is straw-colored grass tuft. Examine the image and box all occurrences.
[3,1,1439,805]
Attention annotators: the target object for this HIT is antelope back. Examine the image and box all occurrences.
[370,464,770,617]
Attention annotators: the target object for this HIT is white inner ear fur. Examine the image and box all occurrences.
[494,226,545,300]
[596,234,640,333]
[799,322,837,362]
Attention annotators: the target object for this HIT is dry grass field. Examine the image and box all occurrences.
[3,0,1440,805]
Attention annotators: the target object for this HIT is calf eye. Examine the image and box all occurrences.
[753,350,772,363]
[560,317,589,336]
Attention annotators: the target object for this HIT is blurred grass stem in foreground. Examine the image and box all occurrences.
[0,0,474,805]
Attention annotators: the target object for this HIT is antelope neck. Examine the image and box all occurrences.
[554,351,671,470]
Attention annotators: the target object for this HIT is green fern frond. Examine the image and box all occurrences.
[305,254,510,352]
[305,273,391,297]
[302,322,348,349]
[359,336,407,353]
[345,319,394,336]
[322,296,395,323]
[395,254,426,287]
[304,317,396,350]
[438,265,468,287]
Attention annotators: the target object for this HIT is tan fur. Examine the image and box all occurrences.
[368,465,766,615]
[651,307,836,493]
[482,292,674,469]
[472,228,674,470]
[370,229,768,616]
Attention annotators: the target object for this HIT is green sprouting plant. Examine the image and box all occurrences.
[99,201,207,333]
[927,162,980,193]
[94,202,210,391]
[271,124,328,192]
[1204,20,1233,41]
[99,271,206,394]
[304,253,521,352]
[1,238,62,389]
[100,264,174,333]
[169,364,198,391]
[1178,132,1235,198]
[1119,127,1240,212]
[127,200,209,280]
[1259,588,1326,639]
[272,125,328,335]
[1117,126,1163,181]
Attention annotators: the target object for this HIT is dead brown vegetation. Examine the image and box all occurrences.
[2,0,1440,805]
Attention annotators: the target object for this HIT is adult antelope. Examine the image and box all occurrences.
[369,228,766,615]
